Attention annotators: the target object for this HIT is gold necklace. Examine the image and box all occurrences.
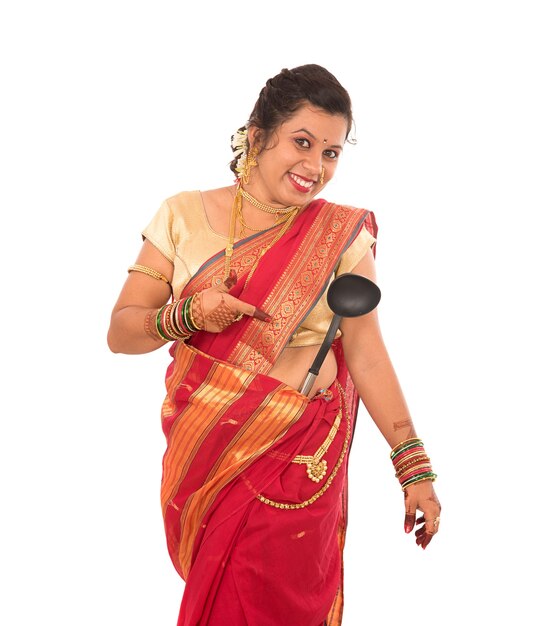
[223,184,298,281]
[237,198,295,237]
[241,189,298,215]
[223,188,239,280]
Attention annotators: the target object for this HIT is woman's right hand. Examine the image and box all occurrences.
[193,270,271,333]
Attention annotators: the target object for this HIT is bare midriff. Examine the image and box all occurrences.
[269,344,338,399]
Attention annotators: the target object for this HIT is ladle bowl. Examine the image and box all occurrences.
[299,273,382,396]
[327,273,381,317]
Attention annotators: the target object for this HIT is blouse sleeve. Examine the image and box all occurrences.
[141,199,176,262]
[336,217,377,276]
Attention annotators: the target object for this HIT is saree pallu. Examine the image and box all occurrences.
[160,200,377,626]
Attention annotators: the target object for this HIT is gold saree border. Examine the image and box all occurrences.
[228,203,367,372]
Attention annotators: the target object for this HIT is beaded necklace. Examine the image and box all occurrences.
[223,184,299,282]
[236,196,295,236]
[241,188,298,215]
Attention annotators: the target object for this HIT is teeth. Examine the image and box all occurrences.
[290,173,313,189]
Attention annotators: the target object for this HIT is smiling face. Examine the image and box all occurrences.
[246,104,348,208]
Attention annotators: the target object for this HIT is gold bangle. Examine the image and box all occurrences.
[393,452,430,471]
[188,293,201,331]
[390,437,423,457]
[171,299,192,338]
[128,264,170,285]
[394,456,431,476]
[396,462,433,478]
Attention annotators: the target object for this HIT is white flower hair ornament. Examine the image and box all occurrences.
[231,127,249,179]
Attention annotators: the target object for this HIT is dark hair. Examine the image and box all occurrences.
[230,64,353,178]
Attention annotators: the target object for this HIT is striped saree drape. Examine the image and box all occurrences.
[159,199,377,626]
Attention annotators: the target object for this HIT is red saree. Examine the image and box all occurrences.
[160,199,378,626]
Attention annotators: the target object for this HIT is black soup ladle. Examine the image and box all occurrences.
[299,273,382,396]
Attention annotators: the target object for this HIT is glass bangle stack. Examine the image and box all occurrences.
[155,295,201,342]
[390,438,437,491]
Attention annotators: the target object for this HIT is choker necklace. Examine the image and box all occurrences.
[241,189,298,215]
[224,184,298,280]
[237,199,295,237]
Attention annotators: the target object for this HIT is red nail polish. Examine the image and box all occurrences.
[254,310,271,322]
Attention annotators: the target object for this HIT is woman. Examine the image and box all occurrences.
[108,64,441,626]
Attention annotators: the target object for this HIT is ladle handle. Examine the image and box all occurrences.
[299,314,342,396]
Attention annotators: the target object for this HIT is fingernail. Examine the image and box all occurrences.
[254,309,271,322]
[404,525,412,533]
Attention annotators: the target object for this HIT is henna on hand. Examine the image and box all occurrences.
[205,296,235,330]
[403,483,441,548]
[145,310,165,342]
[189,268,271,334]
[200,292,237,332]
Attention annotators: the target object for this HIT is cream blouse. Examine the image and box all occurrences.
[142,191,376,347]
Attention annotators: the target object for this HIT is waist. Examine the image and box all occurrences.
[288,325,341,347]
[269,343,338,399]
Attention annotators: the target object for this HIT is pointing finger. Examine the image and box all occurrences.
[251,307,271,322]
[226,294,271,323]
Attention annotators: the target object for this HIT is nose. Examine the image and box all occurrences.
[302,150,324,178]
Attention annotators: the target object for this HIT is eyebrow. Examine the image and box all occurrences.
[291,128,343,150]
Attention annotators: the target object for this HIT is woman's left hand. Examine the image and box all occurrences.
[403,480,441,549]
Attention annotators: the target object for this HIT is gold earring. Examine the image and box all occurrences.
[319,166,325,185]
[242,147,259,184]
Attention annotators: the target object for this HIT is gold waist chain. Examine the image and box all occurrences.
[291,408,342,483]
[257,382,351,510]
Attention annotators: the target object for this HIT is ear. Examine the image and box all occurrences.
[247,125,263,152]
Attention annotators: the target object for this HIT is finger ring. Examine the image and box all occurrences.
[432,516,440,527]
[234,313,244,322]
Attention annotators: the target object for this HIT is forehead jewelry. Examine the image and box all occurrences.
[323,139,328,144]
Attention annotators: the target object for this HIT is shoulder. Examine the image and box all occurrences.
[157,189,208,233]
[325,202,378,272]
[141,190,205,260]
[322,199,378,237]
[162,189,203,215]
[321,198,374,220]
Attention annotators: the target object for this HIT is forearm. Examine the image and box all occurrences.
[107,305,168,355]
[347,351,417,449]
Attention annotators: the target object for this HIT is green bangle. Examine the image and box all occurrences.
[401,472,437,491]
[181,297,194,333]
[390,438,424,460]
[155,306,171,342]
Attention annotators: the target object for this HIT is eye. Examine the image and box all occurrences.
[323,149,339,160]
[295,137,311,149]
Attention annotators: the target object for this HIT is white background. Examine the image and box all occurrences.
[1,1,549,624]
